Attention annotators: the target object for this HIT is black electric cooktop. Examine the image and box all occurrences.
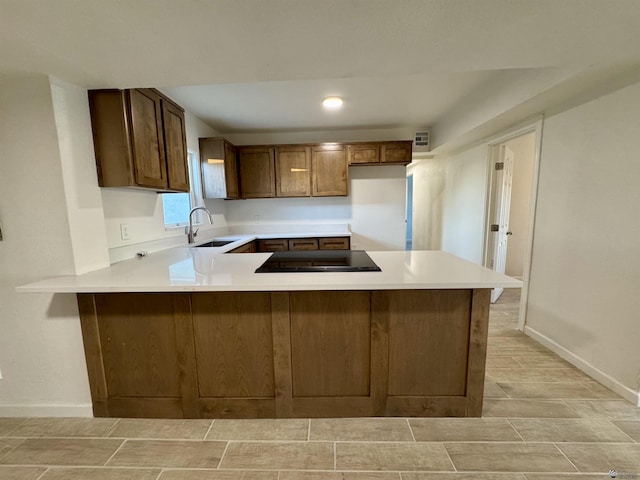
[255,250,381,273]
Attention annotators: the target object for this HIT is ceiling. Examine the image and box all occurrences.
[2,0,640,149]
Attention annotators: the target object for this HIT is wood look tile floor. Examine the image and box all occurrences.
[1,288,639,479]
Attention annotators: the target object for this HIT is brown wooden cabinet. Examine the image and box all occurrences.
[347,143,380,165]
[199,138,239,199]
[288,238,319,251]
[228,241,256,253]
[381,141,413,164]
[347,140,413,165]
[254,236,350,252]
[257,239,289,252]
[238,147,276,198]
[77,288,490,419]
[319,237,350,250]
[275,146,311,197]
[311,144,348,196]
[88,88,190,192]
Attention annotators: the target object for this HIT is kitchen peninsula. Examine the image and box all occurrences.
[19,238,521,419]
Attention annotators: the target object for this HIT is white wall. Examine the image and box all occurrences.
[525,81,640,401]
[0,74,93,415]
[504,132,535,278]
[439,144,489,264]
[407,158,445,250]
[50,77,111,274]
[225,165,407,251]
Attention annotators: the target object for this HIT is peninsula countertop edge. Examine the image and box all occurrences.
[17,242,522,294]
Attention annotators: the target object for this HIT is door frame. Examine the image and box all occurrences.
[481,117,544,331]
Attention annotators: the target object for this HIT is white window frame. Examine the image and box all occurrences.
[162,151,204,229]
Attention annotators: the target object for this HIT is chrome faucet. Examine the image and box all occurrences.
[186,207,213,243]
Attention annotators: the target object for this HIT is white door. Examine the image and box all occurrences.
[491,145,514,303]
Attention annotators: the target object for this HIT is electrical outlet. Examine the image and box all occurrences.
[255,215,261,224]
[120,224,130,240]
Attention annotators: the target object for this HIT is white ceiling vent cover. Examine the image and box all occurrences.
[413,130,431,152]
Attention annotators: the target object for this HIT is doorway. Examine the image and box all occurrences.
[405,174,413,250]
[484,123,541,330]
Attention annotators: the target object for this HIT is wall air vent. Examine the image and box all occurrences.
[413,130,431,152]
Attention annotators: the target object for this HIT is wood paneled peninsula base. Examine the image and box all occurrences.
[78,288,490,419]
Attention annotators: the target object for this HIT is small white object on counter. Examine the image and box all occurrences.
[17,240,522,293]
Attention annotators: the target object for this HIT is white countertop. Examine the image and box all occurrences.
[18,236,522,293]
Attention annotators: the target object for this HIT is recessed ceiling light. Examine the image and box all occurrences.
[322,96,343,109]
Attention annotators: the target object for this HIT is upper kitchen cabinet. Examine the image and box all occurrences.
[88,88,189,192]
[347,143,380,165]
[238,146,276,198]
[380,141,413,164]
[199,138,239,199]
[275,145,311,197]
[347,140,413,165]
[311,144,348,196]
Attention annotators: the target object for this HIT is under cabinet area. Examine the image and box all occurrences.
[89,88,189,192]
[77,289,490,419]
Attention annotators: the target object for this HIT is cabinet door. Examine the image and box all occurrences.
[311,145,348,196]
[275,146,311,197]
[238,147,275,198]
[257,239,289,252]
[228,241,256,253]
[224,141,240,198]
[288,238,318,251]
[347,143,380,165]
[128,89,167,189]
[161,99,190,192]
[200,138,239,199]
[380,141,412,164]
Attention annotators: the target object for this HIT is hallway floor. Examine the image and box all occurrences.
[1,288,639,479]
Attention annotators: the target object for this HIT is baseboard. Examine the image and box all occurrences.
[0,403,94,417]
[524,326,639,406]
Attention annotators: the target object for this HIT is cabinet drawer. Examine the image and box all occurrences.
[228,241,256,253]
[288,238,319,251]
[319,237,350,250]
[257,239,289,252]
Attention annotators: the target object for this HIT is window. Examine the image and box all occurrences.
[162,151,203,227]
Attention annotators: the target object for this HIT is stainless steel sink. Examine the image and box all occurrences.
[194,239,236,247]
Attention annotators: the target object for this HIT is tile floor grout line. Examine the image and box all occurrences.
[34,467,50,480]
[441,441,457,472]
[2,417,31,437]
[505,418,527,442]
[153,467,165,480]
[0,437,26,463]
[333,441,336,471]
[101,437,128,466]
[103,417,122,437]
[307,418,311,442]
[216,440,231,470]
[406,418,416,442]
[551,441,582,474]
[203,418,216,440]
